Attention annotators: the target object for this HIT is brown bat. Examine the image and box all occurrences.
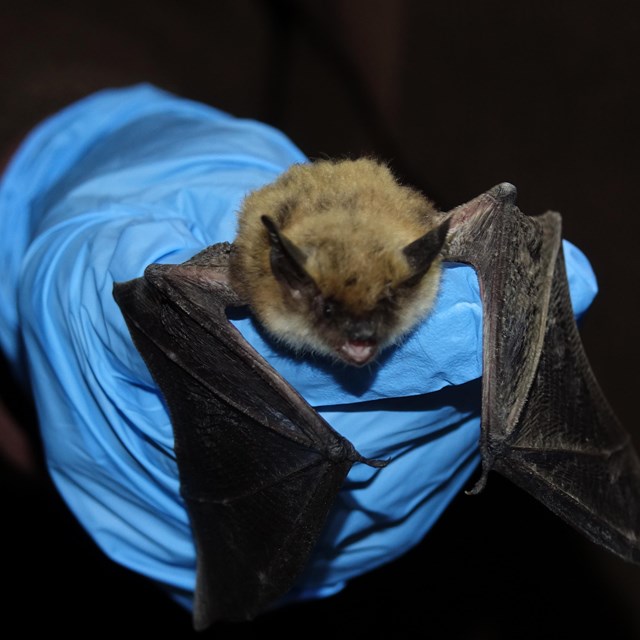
[229,158,449,365]
[113,163,640,630]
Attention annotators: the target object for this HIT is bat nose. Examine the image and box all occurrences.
[348,321,376,342]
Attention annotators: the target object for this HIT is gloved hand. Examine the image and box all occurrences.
[0,84,598,610]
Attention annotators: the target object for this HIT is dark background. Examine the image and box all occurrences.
[1,1,639,637]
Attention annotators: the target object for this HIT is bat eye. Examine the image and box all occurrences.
[323,302,335,318]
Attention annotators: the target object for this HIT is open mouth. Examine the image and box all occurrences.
[339,340,378,366]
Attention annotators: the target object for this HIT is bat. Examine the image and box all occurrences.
[112,161,640,630]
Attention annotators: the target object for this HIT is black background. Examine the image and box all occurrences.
[1,1,639,637]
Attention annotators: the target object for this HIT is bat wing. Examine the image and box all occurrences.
[445,183,640,563]
[113,244,382,629]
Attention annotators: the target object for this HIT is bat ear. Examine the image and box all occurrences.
[261,215,319,296]
[402,217,450,286]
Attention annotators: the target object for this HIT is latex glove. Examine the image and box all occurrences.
[0,84,598,609]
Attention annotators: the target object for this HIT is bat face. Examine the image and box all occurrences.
[229,158,449,366]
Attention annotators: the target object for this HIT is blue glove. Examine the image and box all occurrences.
[0,84,598,610]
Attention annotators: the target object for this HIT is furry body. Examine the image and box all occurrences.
[229,158,448,365]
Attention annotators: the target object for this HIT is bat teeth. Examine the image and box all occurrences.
[339,340,377,365]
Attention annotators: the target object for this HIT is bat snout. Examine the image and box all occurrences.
[331,318,382,365]
[346,320,376,343]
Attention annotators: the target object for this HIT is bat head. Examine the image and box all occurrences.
[230,158,449,366]
[260,215,449,365]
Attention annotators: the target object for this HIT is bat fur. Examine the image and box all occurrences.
[228,158,450,366]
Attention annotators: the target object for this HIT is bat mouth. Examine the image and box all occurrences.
[339,340,378,366]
